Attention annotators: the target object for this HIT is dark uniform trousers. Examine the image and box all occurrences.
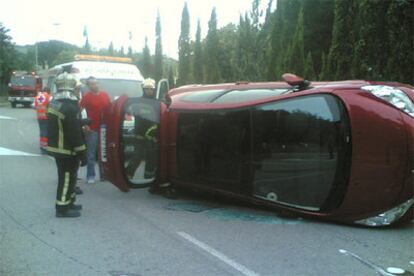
[55,156,79,211]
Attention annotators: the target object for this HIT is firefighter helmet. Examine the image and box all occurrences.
[143,78,156,89]
[54,72,78,100]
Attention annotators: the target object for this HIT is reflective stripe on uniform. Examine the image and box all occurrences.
[145,125,158,142]
[56,172,70,206]
[58,119,64,149]
[56,199,72,205]
[48,108,65,119]
[74,144,86,152]
[47,146,74,155]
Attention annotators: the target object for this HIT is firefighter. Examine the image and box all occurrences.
[47,72,87,218]
[142,78,156,99]
[141,78,177,199]
[34,87,51,154]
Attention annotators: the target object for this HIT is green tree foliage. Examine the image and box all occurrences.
[108,41,114,56]
[267,0,284,80]
[193,19,204,84]
[168,65,175,88]
[204,8,221,84]
[154,11,164,82]
[352,0,390,80]
[385,0,413,84]
[302,0,333,74]
[35,40,79,68]
[0,23,18,84]
[141,37,152,78]
[178,2,192,85]
[82,26,91,54]
[236,15,258,81]
[284,9,305,76]
[217,23,238,82]
[326,0,354,80]
[52,49,79,65]
[304,51,316,80]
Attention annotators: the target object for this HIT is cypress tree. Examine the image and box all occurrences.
[327,0,354,80]
[142,37,152,78]
[285,8,305,76]
[319,52,328,80]
[304,51,316,80]
[83,26,91,54]
[178,2,191,85]
[108,41,114,56]
[204,8,220,83]
[267,0,284,80]
[168,65,175,88]
[193,19,204,84]
[386,0,414,83]
[154,11,164,82]
[352,0,390,80]
[302,0,334,75]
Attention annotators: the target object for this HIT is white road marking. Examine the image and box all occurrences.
[339,249,394,276]
[177,231,259,276]
[0,146,40,156]
[0,115,16,120]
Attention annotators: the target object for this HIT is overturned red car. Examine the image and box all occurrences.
[101,74,414,227]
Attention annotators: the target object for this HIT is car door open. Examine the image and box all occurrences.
[101,95,162,192]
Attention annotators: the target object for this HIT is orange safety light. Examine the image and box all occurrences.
[74,54,132,64]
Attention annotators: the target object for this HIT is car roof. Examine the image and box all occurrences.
[168,80,413,110]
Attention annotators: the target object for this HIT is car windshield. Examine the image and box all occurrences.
[10,76,35,86]
[80,79,143,99]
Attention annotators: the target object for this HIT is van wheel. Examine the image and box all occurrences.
[11,102,16,108]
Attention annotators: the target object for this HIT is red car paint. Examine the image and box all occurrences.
[101,78,414,226]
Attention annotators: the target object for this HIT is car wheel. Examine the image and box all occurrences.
[11,102,16,108]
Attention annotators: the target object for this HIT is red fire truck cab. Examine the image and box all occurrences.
[8,71,43,108]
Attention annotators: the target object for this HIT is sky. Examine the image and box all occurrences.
[0,0,274,59]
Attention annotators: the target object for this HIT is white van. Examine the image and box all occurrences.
[47,55,145,99]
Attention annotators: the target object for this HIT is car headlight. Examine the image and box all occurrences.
[361,85,414,117]
[355,199,414,227]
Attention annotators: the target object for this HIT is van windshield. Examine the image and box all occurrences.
[80,79,143,99]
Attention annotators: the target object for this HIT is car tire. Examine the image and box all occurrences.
[11,102,16,108]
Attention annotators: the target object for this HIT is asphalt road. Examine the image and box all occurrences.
[1,104,413,276]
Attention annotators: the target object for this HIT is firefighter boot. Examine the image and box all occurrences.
[69,203,82,210]
[55,209,81,218]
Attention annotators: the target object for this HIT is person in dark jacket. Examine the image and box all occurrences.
[47,72,87,218]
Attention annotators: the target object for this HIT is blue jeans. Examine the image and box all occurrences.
[86,131,98,180]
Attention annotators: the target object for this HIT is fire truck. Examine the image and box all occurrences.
[8,71,43,108]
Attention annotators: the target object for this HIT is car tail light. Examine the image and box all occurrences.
[361,85,414,117]
[355,199,414,227]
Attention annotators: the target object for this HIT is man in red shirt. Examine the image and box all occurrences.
[80,77,111,183]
